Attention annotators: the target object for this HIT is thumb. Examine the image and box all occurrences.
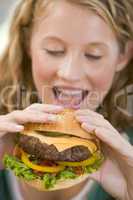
[86,159,109,183]
[87,170,101,183]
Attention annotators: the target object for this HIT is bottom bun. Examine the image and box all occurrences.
[19,174,89,191]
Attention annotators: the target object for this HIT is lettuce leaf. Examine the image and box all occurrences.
[84,154,104,173]
[43,174,56,189]
[3,154,38,181]
[3,153,104,189]
[57,169,77,180]
[43,169,78,189]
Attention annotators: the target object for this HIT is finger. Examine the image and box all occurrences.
[0,122,24,135]
[9,110,58,124]
[75,115,117,134]
[75,109,104,119]
[25,103,64,113]
[82,122,133,156]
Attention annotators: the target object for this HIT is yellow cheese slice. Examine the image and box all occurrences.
[24,131,97,153]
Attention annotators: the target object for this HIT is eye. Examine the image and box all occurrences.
[85,54,102,60]
[44,49,65,56]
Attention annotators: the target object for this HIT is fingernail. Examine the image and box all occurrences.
[82,123,95,134]
[15,125,24,131]
[53,105,64,109]
[47,115,58,121]
[75,116,86,122]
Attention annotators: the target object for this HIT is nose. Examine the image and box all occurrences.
[57,54,84,82]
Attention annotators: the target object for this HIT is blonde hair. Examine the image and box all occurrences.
[0,0,133,130]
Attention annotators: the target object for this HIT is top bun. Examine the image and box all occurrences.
[23,109,94,140]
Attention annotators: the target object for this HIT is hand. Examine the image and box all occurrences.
[0,103,64,138]
[75,109,133,200]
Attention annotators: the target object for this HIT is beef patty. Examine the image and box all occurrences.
[19,135,92,162]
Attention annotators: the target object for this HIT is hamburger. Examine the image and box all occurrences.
[3,109,104,191]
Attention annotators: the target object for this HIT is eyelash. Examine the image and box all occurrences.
[44,49,65,56]
[44,49,102,60]
[85,54,102,60]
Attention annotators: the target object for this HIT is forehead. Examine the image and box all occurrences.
[32,1,117,45]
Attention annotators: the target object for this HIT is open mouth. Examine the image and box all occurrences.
[52,86,89,109]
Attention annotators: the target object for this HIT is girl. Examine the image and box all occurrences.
[0,0,133,200]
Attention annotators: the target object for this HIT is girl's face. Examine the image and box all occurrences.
[30,1,125,110]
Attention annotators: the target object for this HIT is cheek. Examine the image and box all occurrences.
[31,53,58,101]
[86,63,116,94]
[85,69,115,108]
[86,49,119,93]
[94,71,114,91]
[31,51,57,84]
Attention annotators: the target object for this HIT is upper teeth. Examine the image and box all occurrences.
[58,89,83,97]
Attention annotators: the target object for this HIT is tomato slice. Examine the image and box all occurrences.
[21,150,65,173]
